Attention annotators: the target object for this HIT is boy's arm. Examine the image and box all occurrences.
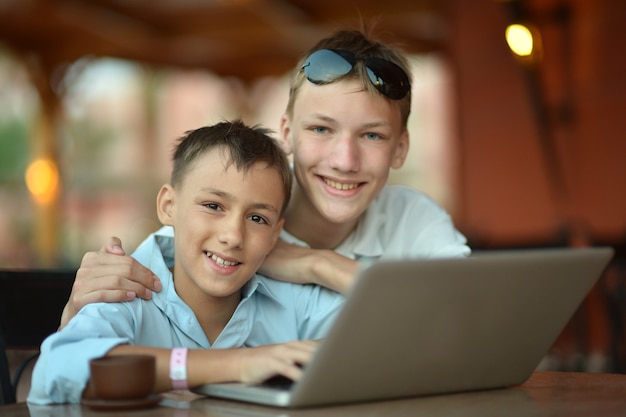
[29,304,135,405]
[34,301,319,405]
[92,341,317,396]
[59,237,162,329]
[258,240,359,293]
[259,191,471,293]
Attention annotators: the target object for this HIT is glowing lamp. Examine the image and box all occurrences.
[25,158,60,205]
[506,23,535,57]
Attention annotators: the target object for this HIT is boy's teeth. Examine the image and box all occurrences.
[324,178,358,190]
[207,253,238,266]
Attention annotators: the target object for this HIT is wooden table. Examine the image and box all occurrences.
[3,372,626,417]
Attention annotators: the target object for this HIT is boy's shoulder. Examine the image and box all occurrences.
[247,273,340,304]
[131,226,175,272]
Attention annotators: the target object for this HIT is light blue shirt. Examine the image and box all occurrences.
[28,226,345,405]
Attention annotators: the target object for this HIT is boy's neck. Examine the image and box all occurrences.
[283,186,359,250]
[171,267,241,345]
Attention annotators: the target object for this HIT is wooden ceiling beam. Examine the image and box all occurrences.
[0,0,448,81]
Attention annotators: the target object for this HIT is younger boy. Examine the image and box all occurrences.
[28,120,344,405]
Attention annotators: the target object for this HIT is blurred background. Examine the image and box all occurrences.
[0,0,625,373]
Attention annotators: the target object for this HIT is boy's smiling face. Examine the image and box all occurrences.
[157,147,285,306]
[281,78,409,228]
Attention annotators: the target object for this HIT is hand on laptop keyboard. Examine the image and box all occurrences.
[261,362,302,390]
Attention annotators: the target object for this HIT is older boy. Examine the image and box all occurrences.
[59,29,470,327]
[28,121,344,405]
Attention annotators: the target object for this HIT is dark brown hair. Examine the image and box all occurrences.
[170,120,292,215]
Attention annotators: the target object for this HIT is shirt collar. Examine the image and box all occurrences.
[338,205,384,258]
[242,273,284,306]
[279,200,385,259]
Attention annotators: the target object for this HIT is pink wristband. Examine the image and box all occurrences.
[169,347,188,390]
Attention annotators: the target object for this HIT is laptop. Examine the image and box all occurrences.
[192,247,614,408]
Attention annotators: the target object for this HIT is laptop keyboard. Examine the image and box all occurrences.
[260,374,294,391]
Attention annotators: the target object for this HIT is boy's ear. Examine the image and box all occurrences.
[390,129,410,170]
[278,113,294,155]
[156,184,176,226]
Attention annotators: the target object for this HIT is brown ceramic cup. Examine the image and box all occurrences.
[89,354,156,400]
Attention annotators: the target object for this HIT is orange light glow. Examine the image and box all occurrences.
[25,158,60,204]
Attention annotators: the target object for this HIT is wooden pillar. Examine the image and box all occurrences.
[23,56,64,267]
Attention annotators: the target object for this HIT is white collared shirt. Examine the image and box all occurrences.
[281,185,470,266]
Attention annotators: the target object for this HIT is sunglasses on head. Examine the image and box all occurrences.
[300,49,411,100]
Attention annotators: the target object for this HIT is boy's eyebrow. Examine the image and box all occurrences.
[200,187,280,214]
[251,203,280,215]
[309,113,336,124]
[361,121,391,129]
[308,113,391,130]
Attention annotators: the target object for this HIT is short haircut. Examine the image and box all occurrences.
[170,120,292,215]
[286,29,413,127]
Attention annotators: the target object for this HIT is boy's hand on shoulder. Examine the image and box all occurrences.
[58,236,162,329]
[238,340,318,384]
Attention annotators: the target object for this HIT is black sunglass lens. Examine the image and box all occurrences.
[302,50,353,84]
[365,58,410,100]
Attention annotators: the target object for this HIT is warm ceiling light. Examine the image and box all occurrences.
[505,23,535,57]
[25,158,60,205]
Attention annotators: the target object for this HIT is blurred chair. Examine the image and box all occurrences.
[0,269,75,404]
[1,329,15,404]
